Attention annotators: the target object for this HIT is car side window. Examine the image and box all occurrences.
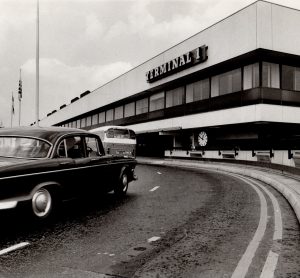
[57,140,67,158]
[65,136,85,159]
[85,136,101,157]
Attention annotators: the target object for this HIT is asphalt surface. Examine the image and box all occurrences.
[0,164,299,277]
[137,157,300,226]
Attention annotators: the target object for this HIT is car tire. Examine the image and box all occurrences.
[114,171,128,197]
[31,187,55,219]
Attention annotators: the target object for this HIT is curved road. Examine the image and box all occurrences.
[0,164,299,277]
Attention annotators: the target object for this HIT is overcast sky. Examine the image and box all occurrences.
[1,0,300,127]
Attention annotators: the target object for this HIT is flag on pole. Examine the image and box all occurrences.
[11,93,15,115]
[18,69,22,101]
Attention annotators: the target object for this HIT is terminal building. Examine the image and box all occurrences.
[39,1,300,167]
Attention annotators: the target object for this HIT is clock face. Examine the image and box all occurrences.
[198,131,208,147]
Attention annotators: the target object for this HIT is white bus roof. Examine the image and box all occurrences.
[90,125,135,132]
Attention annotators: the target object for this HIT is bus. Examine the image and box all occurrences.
[90,126,136,158]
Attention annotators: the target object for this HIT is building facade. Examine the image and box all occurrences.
[39,1,300,167]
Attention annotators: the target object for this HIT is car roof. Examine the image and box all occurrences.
[0,126,90,144]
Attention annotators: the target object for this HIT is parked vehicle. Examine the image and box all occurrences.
[90,126,136,158]
[0,127,137,219]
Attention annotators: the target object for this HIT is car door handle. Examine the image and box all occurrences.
[90,158,100,161]
[59,161,72,165]
[91,158,108,163]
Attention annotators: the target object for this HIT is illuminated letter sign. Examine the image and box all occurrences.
[146,45,208,83]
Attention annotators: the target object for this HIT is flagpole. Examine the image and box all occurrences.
[35,0,39,127]
[11,92,14,128]
[18,69,22,126]
[19,98,21,126]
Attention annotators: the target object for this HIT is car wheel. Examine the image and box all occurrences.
[114,172,128,197]
[31,188,53,219]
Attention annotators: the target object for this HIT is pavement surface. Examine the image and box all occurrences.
[137,157,300,226]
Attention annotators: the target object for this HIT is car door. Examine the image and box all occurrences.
[55,135,93,198]
[83,134,114,193]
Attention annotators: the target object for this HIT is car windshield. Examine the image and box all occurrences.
[0,136,51,159]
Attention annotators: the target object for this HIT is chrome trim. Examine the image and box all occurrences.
[0,200,18,209]
[0,159,135,181]
[0,135,52,146]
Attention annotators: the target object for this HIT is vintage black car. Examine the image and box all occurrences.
[0,127,137,219]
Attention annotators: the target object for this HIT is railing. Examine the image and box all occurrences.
[165,149,300,168]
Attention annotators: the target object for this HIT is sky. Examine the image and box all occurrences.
[1,0,300,127]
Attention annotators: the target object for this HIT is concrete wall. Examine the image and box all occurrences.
[165,149,297,168]
[39,1,300,127]
[126,104,300,133]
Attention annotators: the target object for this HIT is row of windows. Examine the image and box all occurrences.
[62,62,300,129]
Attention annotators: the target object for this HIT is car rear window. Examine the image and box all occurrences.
[0,137,51,159]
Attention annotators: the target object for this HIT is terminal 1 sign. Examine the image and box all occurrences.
[146,45,208,83]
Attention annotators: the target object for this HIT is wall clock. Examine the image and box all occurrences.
[198,131,208,147]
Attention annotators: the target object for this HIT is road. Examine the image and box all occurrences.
[0,164,299,278]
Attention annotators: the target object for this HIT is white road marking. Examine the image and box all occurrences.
[147,236,161,243]
[230,176,268,278]
[247,178,282,241]
[0,242,30,256]
[243,177,282,278]
[260,250,279,278]
[228,174,283,278]
[150,186,160,192]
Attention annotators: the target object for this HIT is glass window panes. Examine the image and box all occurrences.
[243,63,259,90]
[136,98,148,115]
[76,120,80,128]
[124,102,135,117]
[86,116,92,127]
[81,118,86,128]
[129,130,136,139]
[166,86,184,108]
[186,79,209,103]
[295,69,300,91]
[98,112,105,123]
[211,76,219,97]
[150,92,164,111]
[211,69,242,97]
[57,140,67,158]
[85,137,101,157]
[115,106,124,120]
[282,65,300,91]
[262,62,280,88]
[219,69,241,95]
[92,114,98,125]
[106,109,114,122]
[106,128,114,138]
[114,128,129,139]
[0,137,51,159]
[65,136,85,159]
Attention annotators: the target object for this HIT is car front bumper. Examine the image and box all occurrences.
[0,200,18,210]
